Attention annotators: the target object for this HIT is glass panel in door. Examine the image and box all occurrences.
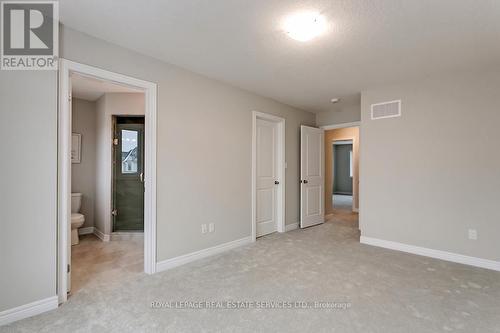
[113,117,145,231]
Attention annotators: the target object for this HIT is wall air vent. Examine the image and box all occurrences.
[371,100,401,120]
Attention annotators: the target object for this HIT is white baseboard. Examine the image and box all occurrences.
[0,296,58,326]
[360,236,500,272]
[285,222,299,232]
[111,232,143,241]
[156,236,252,272]
[78,226,94,235]
[93,228,110,242]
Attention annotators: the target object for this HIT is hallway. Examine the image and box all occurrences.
[332,194,353,212]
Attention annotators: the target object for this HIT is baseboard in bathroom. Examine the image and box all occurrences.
[93,228,110,242]
[78,227,94,235]
[111,232,143,241]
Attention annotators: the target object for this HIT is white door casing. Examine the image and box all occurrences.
[58,59,157,304]
[256,118,278,237]
[67,76,72,293]
[300,125,325,228]
[251,111,285,241]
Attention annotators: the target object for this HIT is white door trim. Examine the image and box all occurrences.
[58,59,157,304]
[320,121,361,131]
[251,111,286,241]
[333,140,353,145]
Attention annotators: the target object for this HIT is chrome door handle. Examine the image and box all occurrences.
[139,172,144,183]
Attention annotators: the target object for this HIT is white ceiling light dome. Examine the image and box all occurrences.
[283,11,327,42]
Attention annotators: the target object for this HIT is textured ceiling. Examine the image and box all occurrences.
[59,0,500,113]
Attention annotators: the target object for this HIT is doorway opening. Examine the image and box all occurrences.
[322,122,360,216]
[69,74,146,295]
[58,60,157,304]
[332,140,353,211]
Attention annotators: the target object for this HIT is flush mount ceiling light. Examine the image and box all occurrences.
[283,12,327,42]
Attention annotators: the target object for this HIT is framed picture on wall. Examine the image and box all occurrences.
[71,133,81,163]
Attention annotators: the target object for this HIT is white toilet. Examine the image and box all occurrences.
[71,193,85,245]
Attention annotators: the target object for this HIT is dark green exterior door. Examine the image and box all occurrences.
[333,144,353,195]
[113,117,145,231]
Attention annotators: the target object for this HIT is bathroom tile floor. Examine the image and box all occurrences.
[70,234,144,295]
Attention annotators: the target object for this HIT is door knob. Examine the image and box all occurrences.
[303,180,308,184]
[274,181,280,185]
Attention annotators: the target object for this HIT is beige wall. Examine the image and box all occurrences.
[324,127,360,215]
[0,26,314,313]
[0,71,57,311]
[94,93,145,235]
[71,98,97,229]
[59,26,315,261]
[316,99,361,127]
[360,68,500,261]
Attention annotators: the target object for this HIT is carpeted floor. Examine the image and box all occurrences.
[3,213,500,332]
[333,194,353,211]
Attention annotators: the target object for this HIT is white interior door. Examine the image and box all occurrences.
[300,125,325,228]
[256,118,279,237]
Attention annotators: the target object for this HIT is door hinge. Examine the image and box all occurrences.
[113,138,119,146]
[112,209,118,216]
[67,264,70,273]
